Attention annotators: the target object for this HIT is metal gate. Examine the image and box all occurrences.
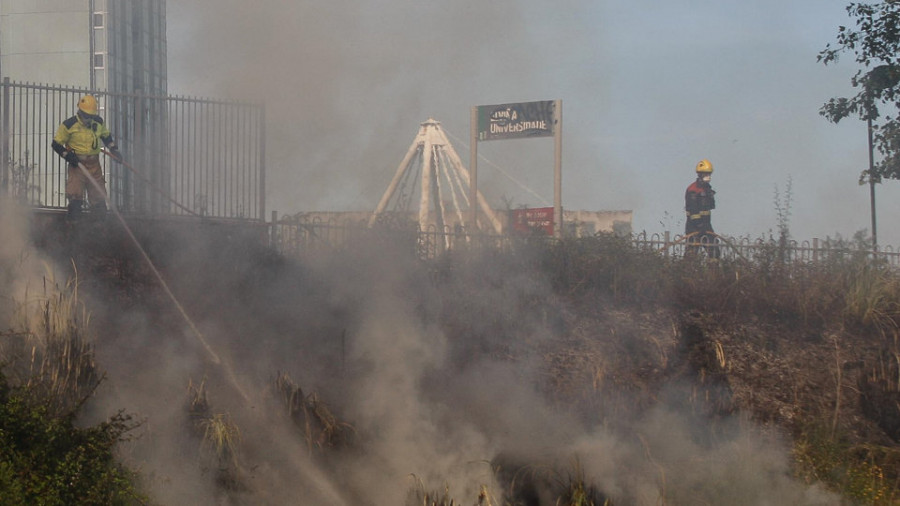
[0,79,265,220]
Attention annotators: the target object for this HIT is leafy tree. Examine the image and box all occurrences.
[820,2,900,181]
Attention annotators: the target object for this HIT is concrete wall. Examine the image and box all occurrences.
[0,0,92,86]
[0,1,168,96]
[563,209,633,237]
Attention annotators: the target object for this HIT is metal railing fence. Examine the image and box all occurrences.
[271,217,900,267]
[0,79,265,220]
[270,215,513,261]
[632,231,900,267]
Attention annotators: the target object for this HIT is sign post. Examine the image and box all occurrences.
[553,99,562,238]
[470,99,562,237]
[469,106,478,234]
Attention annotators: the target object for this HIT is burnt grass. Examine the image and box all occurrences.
[38,223,900,503]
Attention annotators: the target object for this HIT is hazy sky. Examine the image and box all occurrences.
[167,1,897,245]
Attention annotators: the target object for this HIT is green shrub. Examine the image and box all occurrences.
[0,271,146,505]
[793,423,900,505]
[0,374,145,505]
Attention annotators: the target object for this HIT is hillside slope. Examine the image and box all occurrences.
[18,221,900,505]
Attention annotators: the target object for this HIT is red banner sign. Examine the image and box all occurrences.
[510,207,555,236]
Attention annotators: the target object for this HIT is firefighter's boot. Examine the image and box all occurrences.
[66,200,83,222]
[89,201,108,221]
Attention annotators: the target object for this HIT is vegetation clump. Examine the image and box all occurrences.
[0,271,145,504]
[185,378,247,493]
[0,378,143,506]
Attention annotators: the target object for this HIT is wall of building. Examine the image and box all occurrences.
[0,0,167,96]
[563,209,633,237]
[0,0,92,86]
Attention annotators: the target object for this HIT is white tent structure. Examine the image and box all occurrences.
[368,118,503,235]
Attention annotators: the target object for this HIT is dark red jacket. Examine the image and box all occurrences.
[685,179,715,233]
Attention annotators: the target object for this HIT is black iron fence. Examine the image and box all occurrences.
[633,231,900,267]
[270,214,512,260]
[271,216,900,267]
[0,79,265,220]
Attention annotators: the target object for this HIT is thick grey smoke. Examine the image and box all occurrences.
[1,0,874,501]
[0,198,45,322]
[97,232,838,504]
[568,405,838,505]
[168,0,900,246]
[167,0,580,217]
[0,195,844,504]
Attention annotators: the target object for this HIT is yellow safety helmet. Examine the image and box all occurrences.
[77,95,99,115]
[696,159,713,174]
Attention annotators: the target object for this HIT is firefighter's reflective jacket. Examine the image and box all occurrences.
[51,114,114,157]
[685,179,715,234]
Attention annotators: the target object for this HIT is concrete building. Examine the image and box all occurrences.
[0,0,167,96]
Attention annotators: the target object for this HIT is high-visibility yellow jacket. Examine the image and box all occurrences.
[52,114,114,156]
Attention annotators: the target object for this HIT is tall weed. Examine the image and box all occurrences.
[4,263,100,417]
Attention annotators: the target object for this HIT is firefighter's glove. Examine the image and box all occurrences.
[64,151,79,166]
[109,148,123,163]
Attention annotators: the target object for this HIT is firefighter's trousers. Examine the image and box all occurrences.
[66,154,107,206]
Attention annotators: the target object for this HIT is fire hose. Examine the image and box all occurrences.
[72,157,252,401]
[100,149,201,217]
[74,158,219,362]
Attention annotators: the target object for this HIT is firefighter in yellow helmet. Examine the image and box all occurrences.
[51,95,122,220]
[684,159,719,257]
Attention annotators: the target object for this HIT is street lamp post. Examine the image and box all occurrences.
[862,64,900,252]
[868,114,877,251]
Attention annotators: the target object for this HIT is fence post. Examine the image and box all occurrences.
[1,78,8,193]
[270,210,278,249]
[134,90,144,213]
[813,238,819,263]
[258,105,266,221]
[664,230,670,258]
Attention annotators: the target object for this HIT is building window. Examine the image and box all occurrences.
[93,53,105,69]
[93,13,104,28]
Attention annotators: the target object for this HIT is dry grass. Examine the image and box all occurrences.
[404,475,458,506]
[274,371,356,454]
[403,476,501,506]
[186,378,242,466]
[552,458,612,506]
[16,231,900,504]
[488,455,614,506]
[200,413,242,469]
[3,262,100,416]
[185,377,249,493]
